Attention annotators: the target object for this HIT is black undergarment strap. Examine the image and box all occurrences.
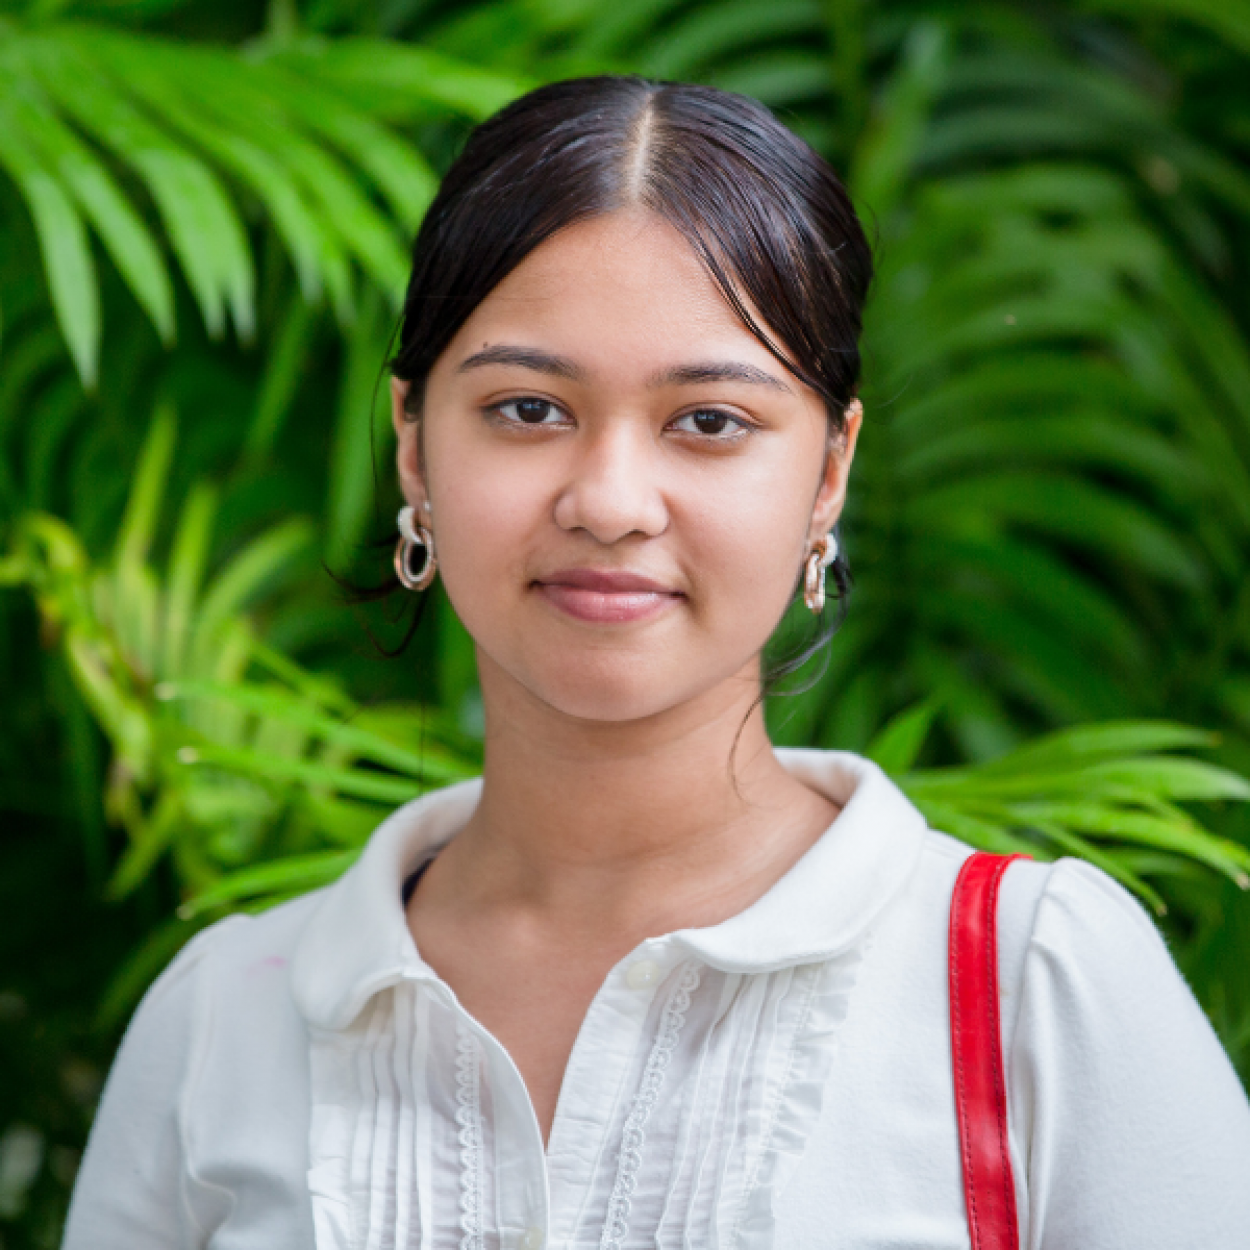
[400,859,433,906]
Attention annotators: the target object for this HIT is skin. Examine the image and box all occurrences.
[394,208,862,1144]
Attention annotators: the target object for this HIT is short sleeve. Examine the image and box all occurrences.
[1010,858,1250,1248]
[61,919,245,1250]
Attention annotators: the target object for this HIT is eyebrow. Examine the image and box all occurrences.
[456,346,585,381]
[649,361,793,393]
[456,345,793,394]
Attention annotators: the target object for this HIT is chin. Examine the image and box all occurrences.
[516,651,712,725]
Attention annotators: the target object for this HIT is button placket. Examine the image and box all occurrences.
[544,944,677,1245]
[474,1028,550,1250]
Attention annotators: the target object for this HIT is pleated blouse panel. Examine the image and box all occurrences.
[304,950,870,1250]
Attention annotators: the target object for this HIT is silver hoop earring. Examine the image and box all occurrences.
[394,505,437,592]
[803,533,838,613]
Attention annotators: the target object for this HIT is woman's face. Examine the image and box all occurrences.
[394,209,861,725]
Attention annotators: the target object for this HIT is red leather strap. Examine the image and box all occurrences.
[949,852,1028,1250]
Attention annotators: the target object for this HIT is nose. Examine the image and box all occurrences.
[551,422,668,545]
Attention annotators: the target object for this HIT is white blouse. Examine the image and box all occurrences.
[62,750,1250,1250]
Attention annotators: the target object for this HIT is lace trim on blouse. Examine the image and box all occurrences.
[455,1022,485,1250]
[599,962,703,1250]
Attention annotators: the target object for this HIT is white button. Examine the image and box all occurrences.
[626,959,662,991]
[520,1228,544,1250]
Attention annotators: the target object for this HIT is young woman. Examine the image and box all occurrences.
[64,76,1250,1250]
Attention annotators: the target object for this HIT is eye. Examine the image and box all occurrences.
[492,397,569,426]
[669,409,750,439]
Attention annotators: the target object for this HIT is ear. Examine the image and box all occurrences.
[391,377,430,514]
[807,401,863,545]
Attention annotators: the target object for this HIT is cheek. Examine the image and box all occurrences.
[680,454,815,636]
[423,429,548,610]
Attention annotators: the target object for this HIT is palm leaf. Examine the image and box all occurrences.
[0,19,522,381]
[0,101,99,385]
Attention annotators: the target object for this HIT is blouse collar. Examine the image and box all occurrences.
[291,749,928,1032]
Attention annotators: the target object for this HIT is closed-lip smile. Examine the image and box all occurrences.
[533,567,684,624]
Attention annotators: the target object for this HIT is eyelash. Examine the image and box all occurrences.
[486,398,753,441]
[669,409,752,440]
[488,398,570,428]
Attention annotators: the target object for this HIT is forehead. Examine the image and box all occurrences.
[442,209,778,370]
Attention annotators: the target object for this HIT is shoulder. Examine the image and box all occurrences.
[168,889,325,982]
[193,888,328,972]
[991,850,1188,1031]
[996,862,1250,1236]
[990,853,1250,1172]
[1021,853,1168,959]
[904,829,1235,1075]
[108,892,328,1161]
[1009,854,1212,1046]
[900,828,1056,949]
[124,890,327,1052]
[911,830,1160,970]
[66,897,329,1249]
[899,832,1190,1049]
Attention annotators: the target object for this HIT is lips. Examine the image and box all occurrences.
[533,567,683,624]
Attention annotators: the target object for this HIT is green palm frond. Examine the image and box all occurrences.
[867,706,1250,916]
[1081,0,1250,58]
[0,18,524,385]
[0,406,477,925]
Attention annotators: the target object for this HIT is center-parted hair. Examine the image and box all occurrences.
[391,76,873,436]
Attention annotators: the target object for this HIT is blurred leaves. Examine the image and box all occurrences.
[873,709,1250,916]
[0,17,523,384]
[0,409,477,938]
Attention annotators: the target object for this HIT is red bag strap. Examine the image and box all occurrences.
[949,851,1028,1250]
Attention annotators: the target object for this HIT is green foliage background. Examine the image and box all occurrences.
[4,0,1250,1242]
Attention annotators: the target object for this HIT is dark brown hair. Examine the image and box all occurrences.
[381,74,873,671]
[393,75,871,432]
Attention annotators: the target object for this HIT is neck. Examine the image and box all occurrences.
[435,653,838,936]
